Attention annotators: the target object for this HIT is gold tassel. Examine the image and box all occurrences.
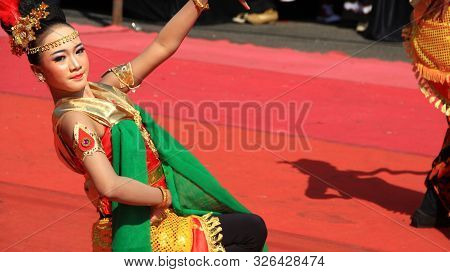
[435,99,442,108]
[419,80,450,117]
[416,63,450,84]
[199,213,226,252]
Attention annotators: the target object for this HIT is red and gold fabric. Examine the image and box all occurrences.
[403,0,450,115]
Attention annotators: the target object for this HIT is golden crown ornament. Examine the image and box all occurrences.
[10,2,49,56]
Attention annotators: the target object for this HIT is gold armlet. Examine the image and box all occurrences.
[73,123,105,161]
[102,62,140,93]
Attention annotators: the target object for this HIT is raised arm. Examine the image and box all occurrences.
[58,111,171,207]
[100,0,249,90]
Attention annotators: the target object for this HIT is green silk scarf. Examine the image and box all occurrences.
[110,105,267,252]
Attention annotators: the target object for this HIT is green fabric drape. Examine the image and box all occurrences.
[111,105,267,252]
[111,119,152,252]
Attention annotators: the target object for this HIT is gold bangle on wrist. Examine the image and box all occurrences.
[192,0,210,11]
[157,187,168,208]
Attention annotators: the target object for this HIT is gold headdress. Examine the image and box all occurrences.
[7,2,79,56]
[10,2,49,56]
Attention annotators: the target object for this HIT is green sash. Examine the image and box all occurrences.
[111,105,267,252]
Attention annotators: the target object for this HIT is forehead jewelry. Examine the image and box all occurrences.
[27,30,79,55]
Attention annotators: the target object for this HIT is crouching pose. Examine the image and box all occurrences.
[0,0,268,251]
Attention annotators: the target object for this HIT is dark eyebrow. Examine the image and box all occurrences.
[50,43,83,56]
[51,49,66,56]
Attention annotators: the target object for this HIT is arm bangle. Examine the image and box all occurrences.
[191,0,210,11]
[157,187,168,208]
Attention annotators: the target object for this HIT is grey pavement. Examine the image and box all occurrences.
[64,9,409,62]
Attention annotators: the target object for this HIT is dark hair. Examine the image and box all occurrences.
[1,0,74,65]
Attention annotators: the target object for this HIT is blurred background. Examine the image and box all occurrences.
[58,0,413,42]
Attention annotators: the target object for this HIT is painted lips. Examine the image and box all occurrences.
[70,73,84,80]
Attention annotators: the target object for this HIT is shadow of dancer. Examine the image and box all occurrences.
[282,159,450,238]
[282,159,428,215]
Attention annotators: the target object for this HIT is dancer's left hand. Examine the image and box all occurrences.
[150,207,167,225]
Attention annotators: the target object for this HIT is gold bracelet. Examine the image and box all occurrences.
[157,187,168,208]
[191,0,210,10]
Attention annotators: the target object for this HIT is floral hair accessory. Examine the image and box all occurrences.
[9,2,49,56]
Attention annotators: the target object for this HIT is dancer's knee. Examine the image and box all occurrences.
[247,214,268,245]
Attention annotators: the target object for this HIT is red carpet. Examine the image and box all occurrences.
[0,24,448,252]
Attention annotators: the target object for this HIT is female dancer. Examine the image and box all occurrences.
[404,0,450,227]
[0,0,267,251]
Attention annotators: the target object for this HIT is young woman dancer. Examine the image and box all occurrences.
[0,0,268,251]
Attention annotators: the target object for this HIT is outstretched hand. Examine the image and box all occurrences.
[238,0,251,10]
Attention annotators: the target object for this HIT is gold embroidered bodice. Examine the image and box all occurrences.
[52,82,130,173]
[52,81,159,174]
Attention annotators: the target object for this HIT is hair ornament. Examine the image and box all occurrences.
[9,2,49,56]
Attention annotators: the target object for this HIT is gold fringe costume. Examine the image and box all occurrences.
[403,0,450,115]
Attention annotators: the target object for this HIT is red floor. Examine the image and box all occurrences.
[0,24,448,252]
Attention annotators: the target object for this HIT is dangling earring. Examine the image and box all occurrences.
[37,73,45,82]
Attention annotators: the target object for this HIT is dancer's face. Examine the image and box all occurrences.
[32,24,89,93]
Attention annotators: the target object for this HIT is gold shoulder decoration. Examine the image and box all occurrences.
[102,62,140,93]
[73,122,105,161]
